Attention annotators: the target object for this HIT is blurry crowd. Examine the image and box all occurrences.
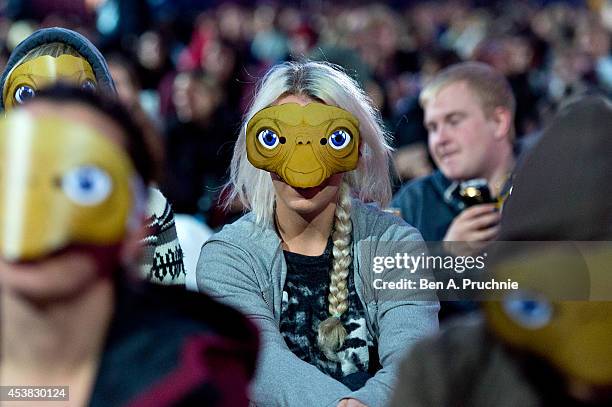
[2,0,611,228]
[0,2,611,406]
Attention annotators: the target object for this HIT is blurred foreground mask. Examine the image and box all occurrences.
[3,55,97,109]
[246,102,360,188]
[485,244,612,388]
[0,111,140,261]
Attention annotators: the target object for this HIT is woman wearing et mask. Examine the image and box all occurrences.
[197,61,439,407]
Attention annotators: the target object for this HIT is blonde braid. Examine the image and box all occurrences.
[318,182,353,360]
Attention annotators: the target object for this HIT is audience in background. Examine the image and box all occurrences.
[1,1,609,231]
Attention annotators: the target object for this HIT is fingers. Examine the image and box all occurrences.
[346,399,368,407]
[472,224,500,241]
[468,211,501,230]
[459,203,498,220]
[445,204,501,242]
[338,398,368,407]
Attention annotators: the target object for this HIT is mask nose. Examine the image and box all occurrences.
[295,136,311,145]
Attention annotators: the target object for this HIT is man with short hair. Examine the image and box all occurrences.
[390,94,612,407]
[391,62,516,243]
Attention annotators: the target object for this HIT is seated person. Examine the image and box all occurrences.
[389,95,612,407]
[196,60,439,407]
[390,62,519,319]
[391,62,516,243]
[0,87,258,407]
[0,26,184,285]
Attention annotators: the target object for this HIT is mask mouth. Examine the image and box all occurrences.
[284,167,324,188]
[272,172,334,197]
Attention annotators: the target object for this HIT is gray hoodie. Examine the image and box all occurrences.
[197,199,440,407]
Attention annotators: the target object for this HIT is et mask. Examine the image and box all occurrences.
[246,102,360,188]
[485,245,612,388]
[0,111,140,261]
[3,54,97,109]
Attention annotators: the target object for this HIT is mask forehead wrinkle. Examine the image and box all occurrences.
[279,121,323,142]
[26,73,84,89]
[251,103,359,128]
[304,103,359,127]
[11,55,95,79]
[273,103,304,127]
[5,74,37,92]
[304,103,336,126]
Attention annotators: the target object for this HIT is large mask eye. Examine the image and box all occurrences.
[81,79,96,93]
[61,165,112,206]
[257,129,279,149]
[503,291,553,329]
[14,85,36,104]
[328,129,351,150]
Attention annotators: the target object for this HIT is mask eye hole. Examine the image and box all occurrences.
[81,79,96,93]
[14,85,36,104]
[503,291,553,329]
[328,129,351,150]
[257,129,279,149]
[62,166,112,206]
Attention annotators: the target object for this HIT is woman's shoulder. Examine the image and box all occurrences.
[208,212,267,242]
[351,199,423,243]
[202,211,280,257]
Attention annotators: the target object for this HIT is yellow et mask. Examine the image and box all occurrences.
[3,55,97,110]
[485,245,612,387]
[246,102,360,188]
[0,111,138,261]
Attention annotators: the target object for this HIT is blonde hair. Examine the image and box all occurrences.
[225,60,393,225]
[318,181,352,360]
[419,62,516,136]
[20,42,82,60]
[226,60,392,359]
